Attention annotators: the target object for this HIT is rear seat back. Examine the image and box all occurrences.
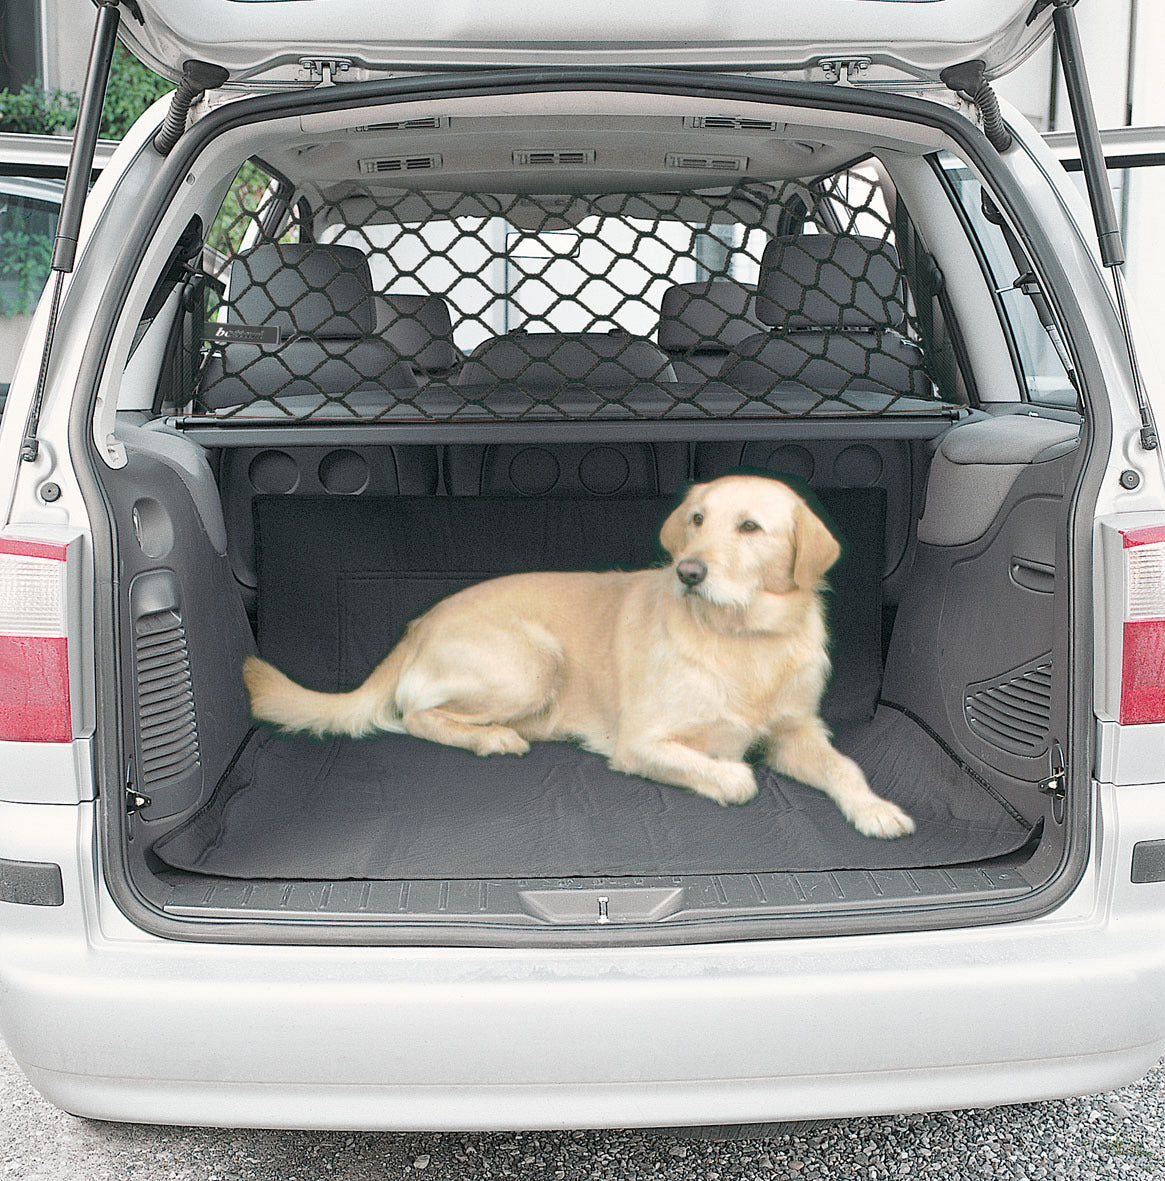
[657,280,763,380]
[218,444,439,595]
[200,243,417,409]
[722,233,932,400]
[443,442,689,498]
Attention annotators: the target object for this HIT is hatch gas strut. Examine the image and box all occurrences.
[1051,0,1157,450]
[20,0,121,462]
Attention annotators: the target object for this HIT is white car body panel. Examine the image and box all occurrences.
[0,786,1163,1128]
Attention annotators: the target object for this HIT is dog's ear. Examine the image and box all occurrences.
[659,485,701,558]
[791,499,841,590]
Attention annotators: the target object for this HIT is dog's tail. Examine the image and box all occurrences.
[243,647,408,739]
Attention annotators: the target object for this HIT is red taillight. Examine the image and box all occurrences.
[1120,528,1165,725]
[0,536,73,743]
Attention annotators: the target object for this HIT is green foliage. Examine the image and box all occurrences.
[100,45,171,141]
[0,50,171,319]
[0,199,57,317]
[0,45,168,141]
[0,225,54,316]
[0,80,78,135]
[207,162,277,259]
[0,82,70,315]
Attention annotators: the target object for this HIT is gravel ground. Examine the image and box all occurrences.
[2,1041,1162,1180]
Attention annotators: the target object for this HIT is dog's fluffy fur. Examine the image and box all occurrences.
[244,475,914,838]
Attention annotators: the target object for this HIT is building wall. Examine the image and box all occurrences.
[996,0,1145,132]
[36,0,92,95]
[0,0,43,92]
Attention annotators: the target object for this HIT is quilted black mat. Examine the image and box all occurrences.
[154,706,1032,880]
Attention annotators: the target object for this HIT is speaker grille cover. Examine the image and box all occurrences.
[964,656,1052,756]
[135,609,200,788]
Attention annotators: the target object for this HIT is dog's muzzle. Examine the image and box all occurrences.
[676,558,708,587]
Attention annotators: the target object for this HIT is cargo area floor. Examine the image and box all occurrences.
[153,705,1032,880]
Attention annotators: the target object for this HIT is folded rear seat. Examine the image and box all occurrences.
[458,330,675,389]
[199,242,417,411]
[721,233,933,403]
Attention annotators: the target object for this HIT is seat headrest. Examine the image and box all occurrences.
[756,233,907,331]
[458,331,673,387]
[657,281,759,353]
[226,243,376,339]
[377,292,458,373]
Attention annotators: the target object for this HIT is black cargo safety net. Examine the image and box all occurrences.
[186,171,945,422]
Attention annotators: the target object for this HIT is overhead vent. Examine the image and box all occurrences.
[665,153,749,172]
[684,115,786,132]
[964,656,1052,756]
[350,116,448,134]
[359,154,443,175]
[512,149,596,166]
[135,608,200,790]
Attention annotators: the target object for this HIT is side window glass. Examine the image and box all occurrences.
[0,177,61,403]
[206,162,299,315]
[810,164,965,403]
[207,162,298,262]
[939,154,1075,407]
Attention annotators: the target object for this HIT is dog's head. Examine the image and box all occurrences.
[659,475,840,610]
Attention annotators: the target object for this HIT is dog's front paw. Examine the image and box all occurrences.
[702,762,759,807]
[472,726,531,757]
[850,798,915,839]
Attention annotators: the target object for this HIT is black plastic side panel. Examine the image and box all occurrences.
[107,446,255,820]
[882,451,1075,813]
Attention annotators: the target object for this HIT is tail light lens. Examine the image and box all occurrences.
[1120,526,1165,725]
[0,537,74,742]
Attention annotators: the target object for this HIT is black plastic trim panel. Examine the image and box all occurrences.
[1131,840,1165,885]
[159,864,1034,933]
[171,414,962,448]
[0,858,64,907]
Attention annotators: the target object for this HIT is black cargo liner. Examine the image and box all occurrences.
[151,491,1034,884]
[153,706,1032,881]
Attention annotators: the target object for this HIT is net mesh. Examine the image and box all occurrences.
[182,168,947,423]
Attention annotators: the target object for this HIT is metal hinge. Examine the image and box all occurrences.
[126,787,151,814]
[818,58,872,86]
[125,764,151,814]
[299,57,352,87]
[1039,741,1066,822]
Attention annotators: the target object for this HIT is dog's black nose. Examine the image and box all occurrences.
[676,558,707,587]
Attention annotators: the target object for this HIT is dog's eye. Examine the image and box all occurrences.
[738,520,762,534]
[691,513,704,527]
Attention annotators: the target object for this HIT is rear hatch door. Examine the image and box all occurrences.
[117,0,1055,88]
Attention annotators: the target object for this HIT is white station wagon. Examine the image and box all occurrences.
[0,0,1163,1132]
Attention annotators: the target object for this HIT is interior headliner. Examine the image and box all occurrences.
[250,93,947,199]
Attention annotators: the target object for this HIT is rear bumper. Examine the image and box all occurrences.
[1,786,1164,1130]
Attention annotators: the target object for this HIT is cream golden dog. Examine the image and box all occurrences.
[244,474,914,838]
